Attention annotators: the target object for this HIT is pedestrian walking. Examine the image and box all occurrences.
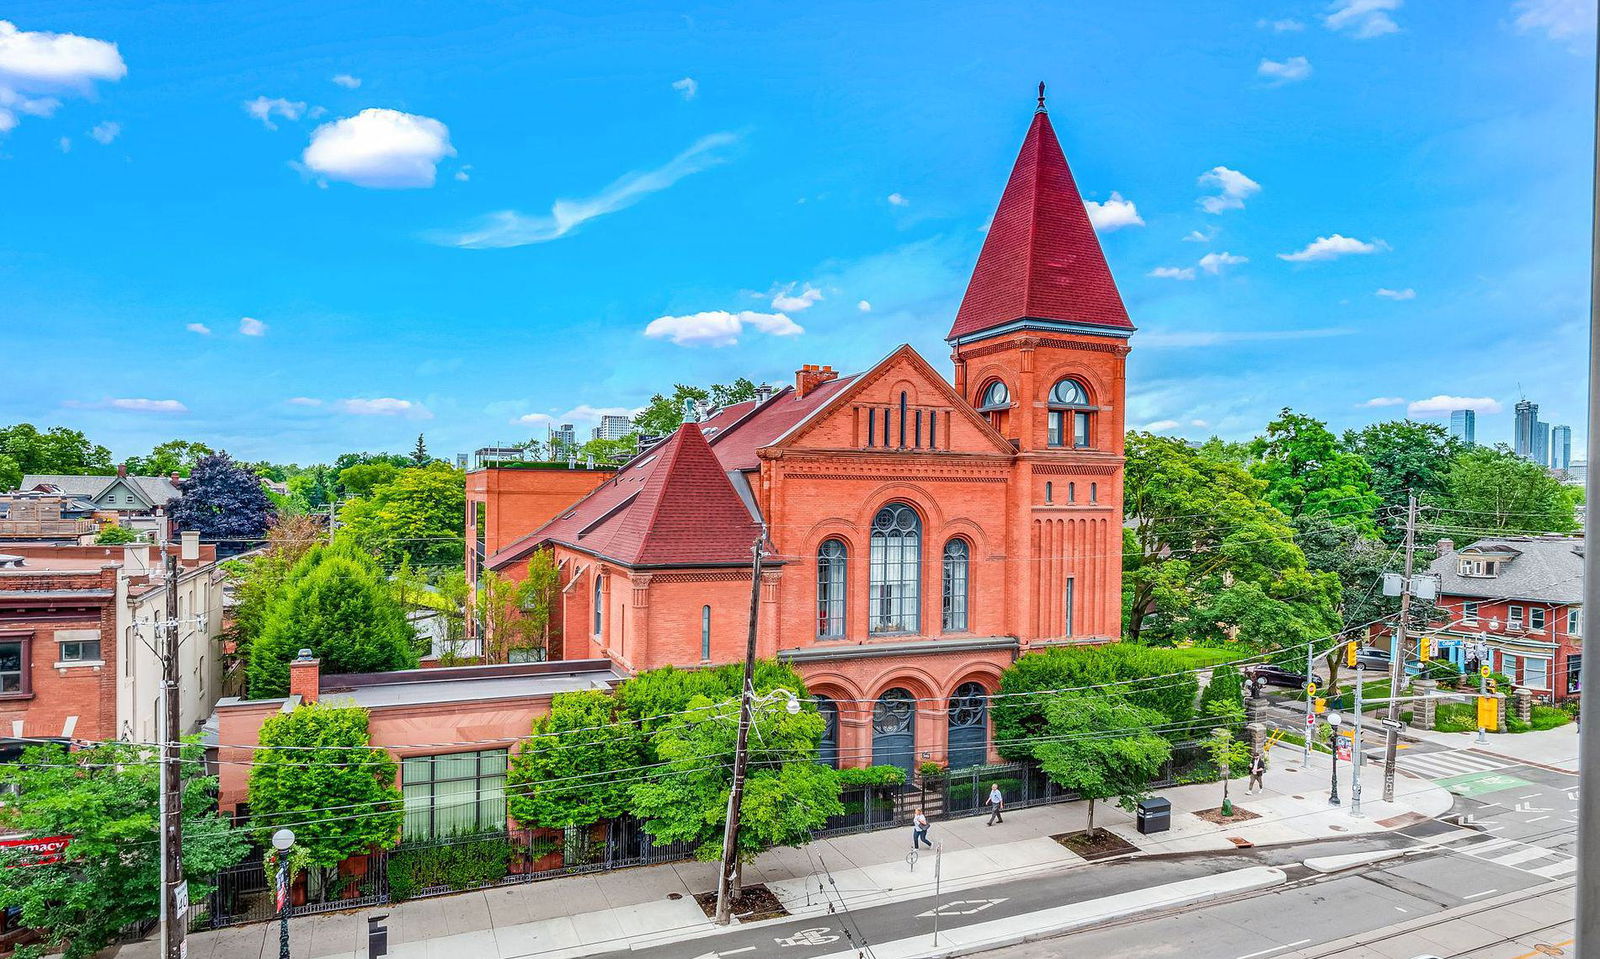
[912,808,933,848]
[986,783,1005,825]
[1246,752,1266,794]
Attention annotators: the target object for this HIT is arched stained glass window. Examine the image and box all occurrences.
[1047,378,1094,449]
[593,573,603,635]
[978,380,1011,410]
[942,539,970,632]
[869,504,921,633]
[701,605,711,660]
[817,539,847,638]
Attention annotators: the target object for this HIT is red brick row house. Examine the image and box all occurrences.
[487,95,1133,774]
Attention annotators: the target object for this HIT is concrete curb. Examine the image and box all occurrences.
[1280,879,1573,959]
[806,866,1288,959]
[1302,850,1405,873]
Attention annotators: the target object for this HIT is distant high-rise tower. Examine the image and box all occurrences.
[590,414,634,441]
[1534,420,1551,467]
[548,423,576,455]
[1450,409,1476,447]
[1552,425,1573,471]
[1514,400,1538,459]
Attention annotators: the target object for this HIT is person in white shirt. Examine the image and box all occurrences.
[912,808,932,848]
[986,784,1005,825]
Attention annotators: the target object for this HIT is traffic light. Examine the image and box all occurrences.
[1418,636,1431,661]
[1345,642,1358,668]
[1314,697,1327,714]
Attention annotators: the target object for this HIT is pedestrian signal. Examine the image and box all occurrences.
[1477,696,1497,729]
[1314,697,1326,714]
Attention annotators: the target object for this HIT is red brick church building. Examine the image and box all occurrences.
[488,95,1132,773]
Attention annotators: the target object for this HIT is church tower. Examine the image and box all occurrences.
[949,86,1131,644]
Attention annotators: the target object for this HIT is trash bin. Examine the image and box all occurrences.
[1135,796,1171,834]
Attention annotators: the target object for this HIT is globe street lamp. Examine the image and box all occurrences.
[271,828,295,959]
[1326,711,1344,807]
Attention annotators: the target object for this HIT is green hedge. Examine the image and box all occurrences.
[834,764,906,788]
[387,835,513,900]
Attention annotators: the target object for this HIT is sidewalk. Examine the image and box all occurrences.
[1402,722,1581,773]
[110,754,1449,959]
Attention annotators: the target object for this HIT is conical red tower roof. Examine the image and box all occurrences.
[948,96,1133,342]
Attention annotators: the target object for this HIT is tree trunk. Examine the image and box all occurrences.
[732,859,744,898]
[1087,797,1097,838]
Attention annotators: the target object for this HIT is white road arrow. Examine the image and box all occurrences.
[690,949,756,959]
[917,898,1008,917]
[1514,802,1553,813]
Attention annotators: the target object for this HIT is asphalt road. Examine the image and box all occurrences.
[592,753,1577,959]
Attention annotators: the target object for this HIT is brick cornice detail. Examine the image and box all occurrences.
[1032,464,1120,476]
[648,570,753,584]
[783,472,1009,484]
[959,337,1130,360]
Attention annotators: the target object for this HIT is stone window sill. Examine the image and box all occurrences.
[0,691,34,701]
[54,660,105,669]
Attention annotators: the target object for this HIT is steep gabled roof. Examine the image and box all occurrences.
[20,473,180,507]
[948,97,1133,342]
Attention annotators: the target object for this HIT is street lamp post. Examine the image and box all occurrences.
[1326,711,1344,806]
[271,828,295,959]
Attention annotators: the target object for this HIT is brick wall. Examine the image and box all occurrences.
[0,566,120,742]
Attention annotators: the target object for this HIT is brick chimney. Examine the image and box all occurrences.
[169,471,182,484]
[289,649,320,704]
[1436,537,1455,556]
[116,463,128,478]
[795,364,838,399]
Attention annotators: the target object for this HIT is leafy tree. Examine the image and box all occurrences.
[124,439,215,477]
[1249,409,1381,535]
[506,691,645,829]
[247,704,403,883]
[617,660,808,733]
[0,740,247,959]
[1344,420,1458,542]
[474,569,548,662]
[1434,445,1576,536]
[1123,432,1342,652]
[333,451,412,473]
[338,462,465,568]
[578,435,639,463]
[993,644,1198,760]
[225,515,325,677]
[628,692,838,892]
[1033,693,1172,837]
[1195,436,1252,466]
[337,462,401,497]
[93,523,144,544]
[0,452,21,491]
[1199,701,1251,815]
[633,379,759,436]
[249,546,418,696]
[0,423,113,476]
[1199,664,1245,729]
[411,433,430,466]
[168,452,275,547]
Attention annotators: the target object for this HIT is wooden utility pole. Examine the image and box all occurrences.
[160,546,186,959]
[1382,493,1418,803]
[714,531,765,925]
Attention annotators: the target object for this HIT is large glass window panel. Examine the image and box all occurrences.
[869,505,921,634]
[942,539,970,632]
[0,641,22,693]
[400,749,508,841]
[817,540,847,638]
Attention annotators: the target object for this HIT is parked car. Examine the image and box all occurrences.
[1355,649,1424,675]
[1243,664,1310,694]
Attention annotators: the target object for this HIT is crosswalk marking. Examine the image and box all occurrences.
[1530,860,1577,878]
[1443,833,1576,879]
[1488,846,1551,867]
[1397,749,1509,779]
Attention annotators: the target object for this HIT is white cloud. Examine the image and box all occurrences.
[287,396,322,406]
[244,96,306,131]
[454,165,471,182]
[887,192,909,207]
[335,397,432,418]
[1183,226,1217,243]
[771,283,823,312]
[1258,56,1312,82]
[0,20,125,134]
[643,309,803,348]
[1278,233,1385,262]
[1259,18,1306,31]
[445,132,736,247]
[302,108,455,189]
[1143,419,1180,432]
[89,119,118,144]
[672,77,698,100]
[514,412,555,427]
[238,316,267,336]
[1359,396,1406,408]
[1324,0,1401,39]
[1190,419,1210,428]
[857,300,872,312]
[331,73,361,89]
[1148,266,1197,280]
[564,404,636,421]
[1197,166,1260,214]
[1375,287,1416,300]
[1407,395,1503,416]
[1198,251,1247,274]
[1140,327,1352,348]
[56,135,68,151]
[185,322,211,335]
[64,397,187,413]
[1514,0,1592,40]
[1083,191,1144,231]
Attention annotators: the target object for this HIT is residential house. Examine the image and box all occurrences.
[19,464,182,540]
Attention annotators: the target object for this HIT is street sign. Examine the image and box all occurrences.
[1306,682,1317,696]
[1336,740,1352,761]
[175,880,189,920]
[1480,665,1492,677]
[1379,719,1403,730]
[1305,713,1315,726]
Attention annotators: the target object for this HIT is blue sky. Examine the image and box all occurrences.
[0,0,1593,464]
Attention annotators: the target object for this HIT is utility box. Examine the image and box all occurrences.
[368,914,390,958]
[1135,796,1171,834]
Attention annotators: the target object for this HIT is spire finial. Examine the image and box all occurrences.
[1037,81,1046,113]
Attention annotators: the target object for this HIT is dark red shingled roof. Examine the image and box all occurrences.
[947,104,1132,341]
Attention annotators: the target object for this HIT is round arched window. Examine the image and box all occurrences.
[1048,378,1090,407]
[978,380,1011,410]
[1047,378,1093,448]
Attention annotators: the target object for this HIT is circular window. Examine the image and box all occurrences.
[873,688,915,734]
[1048,378,1090,407]
[949,682,987,728]
[979,380,1011,410]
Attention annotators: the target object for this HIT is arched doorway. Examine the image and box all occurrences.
[872,688,916,775]
[947,682,989,770]
[816,696,840,768]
